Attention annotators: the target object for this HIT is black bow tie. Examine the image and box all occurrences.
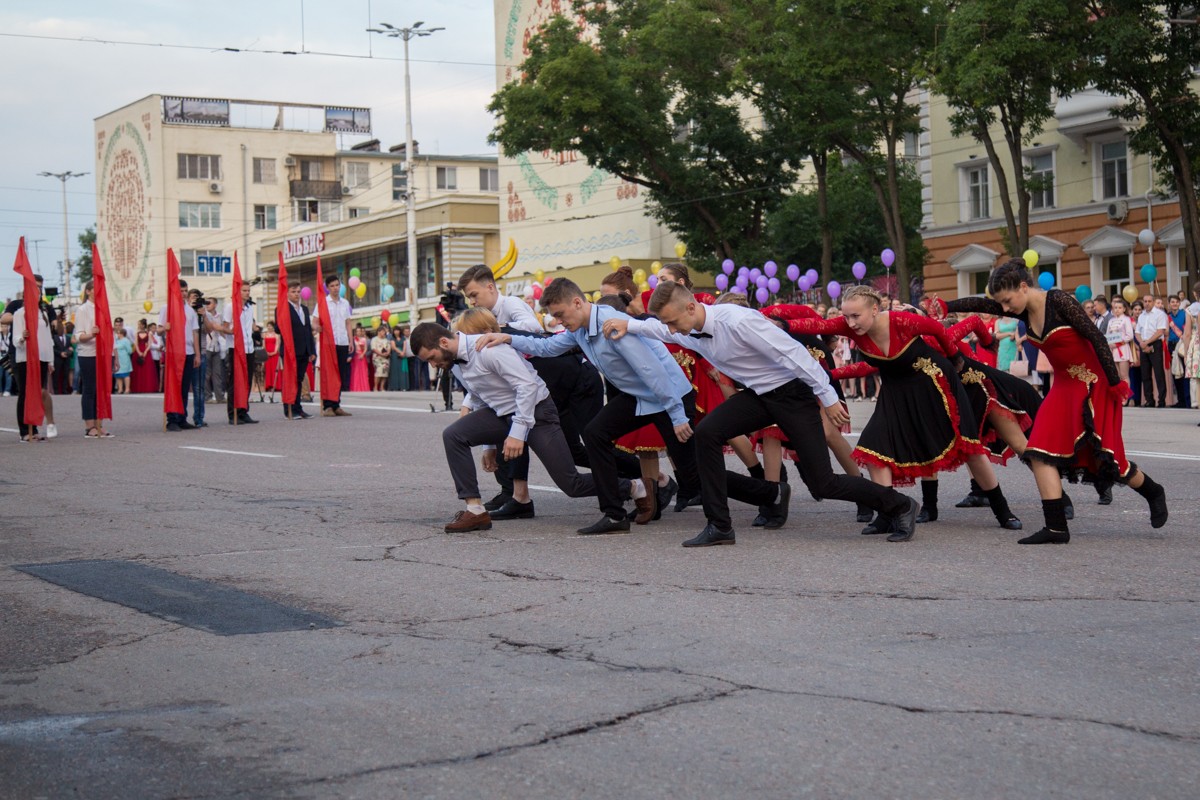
[454,358,467,365]
[689,332,712,340]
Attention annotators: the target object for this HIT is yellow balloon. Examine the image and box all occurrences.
[534,269,545,284]
[592,291,602,302]
[638,281,650,293]
[143,301,153,312]
[1122,284,1139,304]
[371,316,381,328]
[355,283,367,298]
[610,256,622,271]
[632,268,647,284]
[1022,249,1039,269]
[650,261,662,275]
[674,242,687,259]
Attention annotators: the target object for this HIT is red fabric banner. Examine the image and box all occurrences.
[274,253,297,407]
[315,257,341,403]
[230,254,249,412]
[163,249,186,416]
[91,243,114,422]
[13,237,44,426]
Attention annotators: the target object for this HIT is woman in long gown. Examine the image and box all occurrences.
[262,322,280,392]
[130,328,158,393]
[388,325,408,391]
[931,258,1168,544]
[349,330,371,392]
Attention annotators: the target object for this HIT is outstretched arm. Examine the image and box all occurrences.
[831,362,877,380]
[784,315,850,337]
[1047,290,1123,386]
[942,296,1012,318]
[947,315,995,349]
[894,312,960,359]
[762,303,822,322]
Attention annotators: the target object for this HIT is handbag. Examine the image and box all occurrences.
[1172,345,1186,378]
[1008,349,1030,378]
[1130,343,1141,367]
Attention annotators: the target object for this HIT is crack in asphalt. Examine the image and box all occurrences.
[10,625,183,673]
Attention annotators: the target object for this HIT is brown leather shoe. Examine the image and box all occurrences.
[633,479,656,525]
[333,408,352,416]
[444,510,492,532]
[321,408,336,417]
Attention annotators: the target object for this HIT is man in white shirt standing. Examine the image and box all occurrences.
[205,297,226,404]
[458,264,544,333]
[159,280,202,431]
[218,283,258,425]
[320,274,353,416]
[1136,295,1169,407]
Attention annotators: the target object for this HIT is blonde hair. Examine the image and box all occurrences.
[453,307,500,334]
[841,285,884,308]
[647,281,694,315]
[714,291,748,307]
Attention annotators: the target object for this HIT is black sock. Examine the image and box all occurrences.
[968,478,984,497]
[985,485,1013,522]
[921,480,939,510]
[748,463,765,480]
[1133,474,1162,499]
[1042,497,1069,532]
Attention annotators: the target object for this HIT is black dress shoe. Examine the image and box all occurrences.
[682,524,735,547]
[998,515,1023,530]
[751,513,768,527]
[490,498,535,520]
[1097,483,1113,505]
[177,420,196,430]
[1018,527,1069,544]
[654,478,678,522]
[238,414,258,424]
[165,422,182,432]
[855,503,874,523]
[484,492,512,512]
[193,421,208,428]
[887,498,921,542]
[861,513,894,535]
[674,493,702,512]
[916,505,938,523]
[296,410,313,419]
[955,493,990,508]
[577,516,631,535]
[762,482,791,530]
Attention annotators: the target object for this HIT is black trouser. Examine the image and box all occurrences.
[1144,340,1166,405]
[583,390,703,521]
[694,379,911,532]
[227,350,256,420]
[167,356,194,426]
[337,344,351,394]
[14,362,49,436]
[54,357,71,394]
[79,356,97,420]
[438,368,454,409]
[290,355,308,415]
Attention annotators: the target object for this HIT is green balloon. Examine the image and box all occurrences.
[349,267,361,278]
[0,301,5,313]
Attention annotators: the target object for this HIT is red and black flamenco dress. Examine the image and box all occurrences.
[943,291,1133,484]
[783,310,985,487]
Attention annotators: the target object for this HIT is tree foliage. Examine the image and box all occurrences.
[74,226,96,285]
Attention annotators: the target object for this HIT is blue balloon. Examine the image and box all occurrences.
[1074,284,1091,303]
[1037,271,1054,290]
[1140,263,1158,283]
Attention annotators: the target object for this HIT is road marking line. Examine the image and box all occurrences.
[0,427,19,433]
[337,403,427,413]
[179,446,284,459]
[528,484,564,494]
[1127,449,1200,462]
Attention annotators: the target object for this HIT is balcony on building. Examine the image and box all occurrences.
[1054,87,1128,145]
[289,179,343,201]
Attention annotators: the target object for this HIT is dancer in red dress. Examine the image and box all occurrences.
[129,328,158,393]
[930,259,1168,544]
[774,285,1022,538]
[262,322,280,391]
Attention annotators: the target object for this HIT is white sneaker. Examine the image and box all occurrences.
[1,391,9,396]
[46,424,58,439]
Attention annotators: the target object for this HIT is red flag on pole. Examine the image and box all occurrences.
[315,257,341,404]
[230,254,249,413]
[91,243,114,422]
[163,249,186,417]
[12,237,44,426]
[274,253,297,408]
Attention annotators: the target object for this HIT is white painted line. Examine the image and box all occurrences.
[0,427,19,433]
[337,403,428,413]
[1127,449,1200,462]
[179,446,284,459]
[528,484,565,494]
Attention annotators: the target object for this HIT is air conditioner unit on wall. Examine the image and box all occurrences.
[1106,200,1128,221]
[341,184,352,195]
[284,156,297,167]
[209,182,222,194]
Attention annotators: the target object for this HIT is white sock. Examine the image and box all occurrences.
[467,503,486,514]
[631,480,647,500]
[657,473,669,488]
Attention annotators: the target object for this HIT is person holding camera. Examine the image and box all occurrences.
[159,280,201,431]
[186,289,215,427]
[1,275,58,438]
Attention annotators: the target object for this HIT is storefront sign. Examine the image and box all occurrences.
[283,233,325,261]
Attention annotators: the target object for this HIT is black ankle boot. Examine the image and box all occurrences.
[1018,527,1069,544]
[1133,475,1168,528]
[916,480,938,523]
[984,485,1022,530]
[861,513,894,535]
[955,478,989,508]
[855,503,874,523]
[1020,498,1068,544]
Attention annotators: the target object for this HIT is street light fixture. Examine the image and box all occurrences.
[38,170,88,313]
[367,21,443,325]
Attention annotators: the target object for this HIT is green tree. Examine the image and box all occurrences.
[74,226,96,285]
[931,0,1088,255]
[1084,2,1200,285]
[487,1,797,271]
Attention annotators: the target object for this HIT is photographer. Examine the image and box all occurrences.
[158,280,201,431]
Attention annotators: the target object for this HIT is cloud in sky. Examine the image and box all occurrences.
[0,0,500,299]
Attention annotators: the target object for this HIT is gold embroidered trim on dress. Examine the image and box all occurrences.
[807,346,825,362]
[961,368,986,385]
[913,357,943,378]
[1068,364,1097,385]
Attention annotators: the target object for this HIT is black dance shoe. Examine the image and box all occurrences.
[751,513,768,527]
[490,499,535,521]
[674,493,702,512]
[998,515,1023,530]
[855,503,874,523]
[1097,482,1113,505]
[1146,484,1169,529]
[681,524,735,547]
[1062,492,1075,521]
[955,493,989,508]
[886,498,921,542]
[577,516,631,535]
[762,482,791,530]
[860,513,894,535]
[1018,527,1069,544]
[484,492,512,512]
[915,505,938,523]
[654,478,678,522]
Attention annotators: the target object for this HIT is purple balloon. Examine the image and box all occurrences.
[737,266,749,277]
[805,268,819,284]
[852,261,867,280]
[764,260,778,278]
[722,258,735,275]
[715,273,729,291]
[750,268,762,281]
[786,264,800,282]
[798,276,811,292]
[755,287,770,304]
[827,280,842,299]
[735,274,749,289]
[881,248,896,268]
[768,277,781,293]
[756,275,769,289]
[647,274,659,289]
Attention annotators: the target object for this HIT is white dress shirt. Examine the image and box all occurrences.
[625,303,840,408]
[1136,306,1168,343]
[327,296,352,346]
[73,300,97,357]
[12,306,53,363]
[450,331,549,442]
[490,293,544,333]
[222,301,256,354]
[158,304,200,355]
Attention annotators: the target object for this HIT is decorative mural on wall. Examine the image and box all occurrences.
[98,121,153,303]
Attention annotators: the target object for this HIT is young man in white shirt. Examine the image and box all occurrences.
[458,264,543,333]
[217,283,258,424]
[320,274,353,416]
[158,280,202,431]
[1135,295,1169,407]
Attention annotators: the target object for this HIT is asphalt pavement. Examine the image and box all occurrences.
[1,389,1197,799]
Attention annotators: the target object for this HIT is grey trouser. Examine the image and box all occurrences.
[207,351,227,400]
[443,398,629,504]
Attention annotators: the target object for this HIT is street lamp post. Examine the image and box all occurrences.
[38,170,88,313]
[367,21,443,325]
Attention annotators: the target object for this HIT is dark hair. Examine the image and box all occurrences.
[601,265,636,296]
[1132,301,1144,311]
[660,263,693,289]
[647,282,693,315]
[288,280,301,290]
[595,294,628,313]
[1093,295,1108,308]
[324,274,340,286]
[409,322,449,354]
[987,259,1032,295]
[179,279,188,289]
[458,264,495,290]
[540,277,585,307]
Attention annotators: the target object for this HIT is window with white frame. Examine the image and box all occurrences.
[343,161,371,190]
[254,204,277,231]
[177,153,221,180]
[299,159,322,181]
[479,168,499,192]
[178,249,222,277]
[392,164,408,201]
[1101,253,1131,298]
[179,202,220,229]
[970,270,991,296]
[1030,259,1061,290]
[1028,153,1055,210]
[965,165,989,220]
[437,166,457,191]
[293,199,340,224]
[348,207,370,219]
[252,157,275,184]
[1100,140,1129,199]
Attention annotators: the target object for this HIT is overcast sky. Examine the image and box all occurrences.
[0,0,499,301]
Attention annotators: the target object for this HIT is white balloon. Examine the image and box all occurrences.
[1138,228,1156,247]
